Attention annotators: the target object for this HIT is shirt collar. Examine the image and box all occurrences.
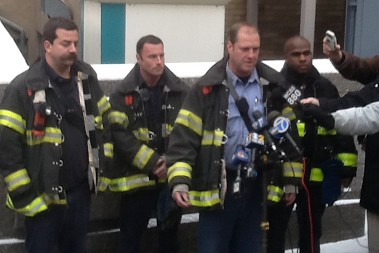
[225,63,259,87]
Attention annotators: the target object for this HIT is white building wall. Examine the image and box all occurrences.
[125,4,225,63]
[82,2,225,64]
[83,1,102,64]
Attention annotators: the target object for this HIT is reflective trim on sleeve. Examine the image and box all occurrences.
[267,185,284,203]
[189,189,221,208]
[98,176,111,191]
[95,116,103,130]
[175,109,203,136]
[162,123,173,138]
[98,96,111,116]
[133,128,150,142]
[6,194,50,217]
[168,162,192,183]
[317,127,337,136]
[282,107,296,121]
[0,109,26,134]
[283,162,303,178]
[310,167,324,182]
[104,143,114,158]
[132,144,155,170]
[109,174,155,192]
[4,168,31,192]
[201,129,224,146]
[337,153,358,167]
[109,111,129,127]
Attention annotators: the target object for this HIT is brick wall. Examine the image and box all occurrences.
[224,0,346,59]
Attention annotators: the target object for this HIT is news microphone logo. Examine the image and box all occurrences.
[271,116,291,138]
[282,85,302,105]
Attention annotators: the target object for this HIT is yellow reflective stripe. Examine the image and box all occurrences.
[168,162,192,183]
[267,185,284,203]
[310,167,324,182]
[175,109,202,136]
[162,123,173,138]
[95,116,103,130]
[0,109,26,134]
[43,193,67,205]
[297,122,305,137]
[201,129,224,146]
[283,162,303,178]
[104,143,114,158]
[109,174,155,192]
[26,127,62,146]
[98,176,111,191]
[337,153,358,167]
[6,194,48,217]
[4,169,31,192]
[189,189,221,207]
[132,144,154,169]
[98,96,111,116]
[282,107,296,121]
[317,127,336,136]
[109,111,129,127]
[133,128,149,142]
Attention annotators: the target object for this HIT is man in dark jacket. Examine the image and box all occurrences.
[301,39,379,253]
[101,35,188,253]
[0,17,112,253]
[267,35,358,253]
[167,22,303,253]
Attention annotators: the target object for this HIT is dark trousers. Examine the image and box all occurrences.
[267,200,294,253]
[296,185,325,253]
[118,188,181,253]
[24,183,91,253]
[198,176,263,253]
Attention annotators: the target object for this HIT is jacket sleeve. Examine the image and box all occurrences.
[166,84,204,190]
[108,92,160,175]
[0,80,37,211]
[334,52,379,84]
[332,101,379,136]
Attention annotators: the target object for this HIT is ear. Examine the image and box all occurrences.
[44,40,51,53]
[136,53,142,64]
[227,41,233,54]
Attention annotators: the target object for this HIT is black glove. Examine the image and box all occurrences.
[301,104,335,129]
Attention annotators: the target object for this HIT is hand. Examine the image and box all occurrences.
[322,37,343,64]
[153,157,167,179]
[300,97,320,106]
[301,104,335,129]
[172,191,191,208]
[285,192,296,206]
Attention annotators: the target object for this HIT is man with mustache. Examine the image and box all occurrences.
[0,17,112,253]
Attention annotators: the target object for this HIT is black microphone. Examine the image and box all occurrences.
[269,111,302,156]
[252,110,280,154]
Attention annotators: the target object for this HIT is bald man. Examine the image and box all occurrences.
[267,36,358,253]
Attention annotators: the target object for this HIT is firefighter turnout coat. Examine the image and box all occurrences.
[99,64,188,193]
[166,57,303,209]
[0,59,112,217]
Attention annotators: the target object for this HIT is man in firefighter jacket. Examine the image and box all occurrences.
[99,35,188,253]
[166,22,303,253]
[267,35,358,253]
[0,17,112,253]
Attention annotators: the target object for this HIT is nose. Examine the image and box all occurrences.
[156,56,163,64]
[69,42,77,53]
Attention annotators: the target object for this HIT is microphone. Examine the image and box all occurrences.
[252,110,280,154]
[269,111,302,156]
[281,84,302,106]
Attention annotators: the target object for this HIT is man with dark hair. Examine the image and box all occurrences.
[0,17,112,253]
[166,22,303,253]
[101,34,187,253]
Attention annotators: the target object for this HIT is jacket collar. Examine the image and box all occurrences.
[280,63,321,88]
[117,63,186,94]
[24,57,89,92]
